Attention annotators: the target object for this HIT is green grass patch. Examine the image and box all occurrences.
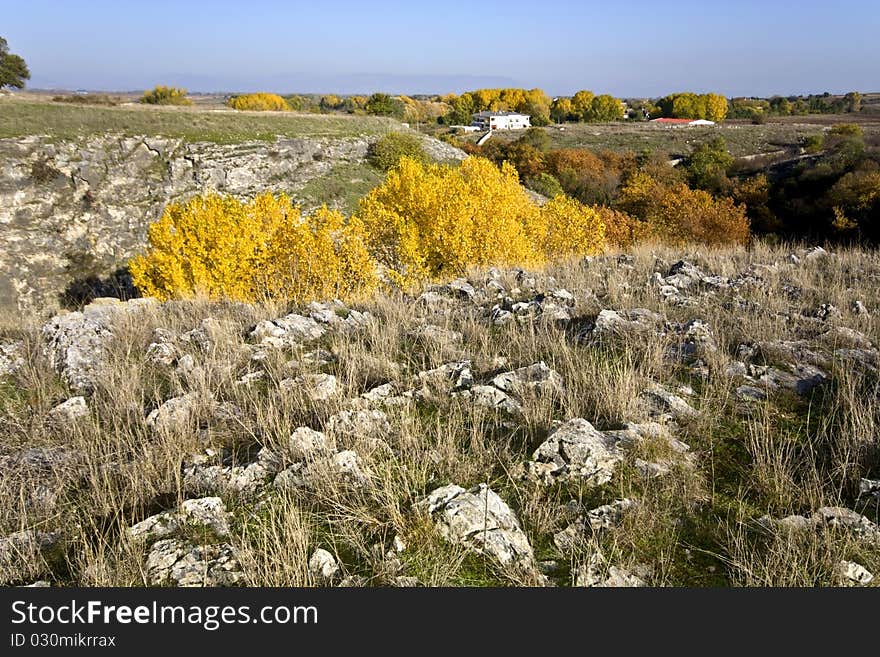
[0,99,397,144]
[293,161,384,215]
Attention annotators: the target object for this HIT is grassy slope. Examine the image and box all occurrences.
[0,97,397,143]
[1,243,878,587]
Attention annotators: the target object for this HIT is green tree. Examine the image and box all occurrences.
[686,137,734,193]
[367,132,427,171]
[365,92,397,116]
[0,37,30,90]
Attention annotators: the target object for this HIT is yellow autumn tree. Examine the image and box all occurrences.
[129,193,377,302]
[357,157,543,285]
[356,157,606,286]
[227,93,289,111]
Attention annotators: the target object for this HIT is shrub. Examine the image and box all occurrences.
[528,172,564,198]
[140,85,192,106]
[803,134,825,153]
[129,193,377,303]
[597,206,650,247]
[686,137,734,193]
[618,172,750,245]
[357,157,605,286]
[227,93,290,112]
[829,124,863,138]
[535,195,606,258]
[367,132,427,171]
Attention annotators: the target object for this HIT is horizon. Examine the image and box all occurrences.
[2,0,879,98]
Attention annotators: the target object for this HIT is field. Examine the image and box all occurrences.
[463,115,880,158]
[1,243,878,587]
[0,95,397,144]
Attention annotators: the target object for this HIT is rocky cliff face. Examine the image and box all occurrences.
[0,133,463,315]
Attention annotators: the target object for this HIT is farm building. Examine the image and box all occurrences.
[472,111,531,130]
[650,118,716,126]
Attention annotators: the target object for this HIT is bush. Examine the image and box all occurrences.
[527,172,564,198]
[356,156,604,286]
[227,93,290,112]
[140,85,192,106]
[129,193,377,303]
[535,195,606,258]
[803,134,825,153]
[618,172,750,245]
[53,94,119,106]
[829,124,863,137]
[597,206,650,247]
[367,132,427,171]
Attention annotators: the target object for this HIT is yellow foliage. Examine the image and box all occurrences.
[356,157,605,286]
[140,85,192,106]
[129,193,377,303]
[537,196,606,258]
[227,93,290,111]
[618,172,749,245]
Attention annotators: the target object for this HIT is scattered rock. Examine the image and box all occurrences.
[813,507,880,543]
[281,373,339,401]
[42,298,158,394]
[736,385,767,402]
[145,539,243,586]
[183,447,281,496]
[467,385,523,416]
[641,385,699,421]
[835,560,874,586]
[554,499,636,554]
[524,418,623,485]
[0,530,63,585]
[491,361,563,396]
[414,484,536,570]
[327,409,392,441]
[250,313,326,349]
[288,427,336,462]
[0,341,24,377]
[309,548,340,583]
[851,300,869,316]
[575,552,649,587]
[409,324,463,346]
[48,396,89,425]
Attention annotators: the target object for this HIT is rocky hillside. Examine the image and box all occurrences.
[1,243,877,587]
[0,132,463,315]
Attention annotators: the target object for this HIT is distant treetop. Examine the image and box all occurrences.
[0,37,30,90]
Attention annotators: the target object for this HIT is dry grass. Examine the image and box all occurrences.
[1,241,878,587]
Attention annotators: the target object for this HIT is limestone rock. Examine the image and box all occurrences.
[288,427,336,462]
[48,396,89,425]
[0,530,63,585]
[491,361,563,396]
[468,385,523,416]
[835,560,874,586]
[414,484,536,570]
[145,539,243,586]
[0,341,24,377]
[525,418,623,485]
[42,298,158,394]
[309,548,340,582]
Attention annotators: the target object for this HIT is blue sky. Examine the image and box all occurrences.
[2,0,878,96]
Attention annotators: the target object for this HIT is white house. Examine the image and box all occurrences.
[471,111,531,131]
